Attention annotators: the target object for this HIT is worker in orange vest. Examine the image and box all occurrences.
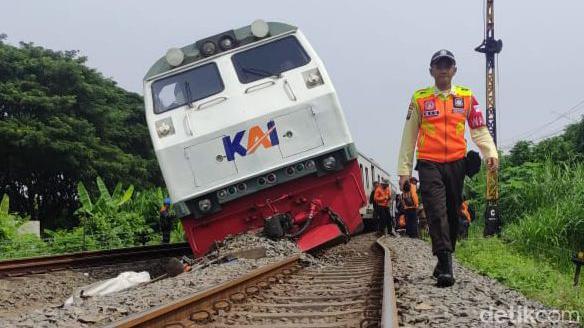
[374,178,394,236]
[397,50,498,287]
[401,176,420,238]
[458,200,472,239]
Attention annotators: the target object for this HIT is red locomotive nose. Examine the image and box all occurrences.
[181,160,366,256]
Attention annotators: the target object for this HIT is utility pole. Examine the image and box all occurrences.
[475,0,502,237]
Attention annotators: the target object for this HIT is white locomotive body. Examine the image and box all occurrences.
[144,21,376,255]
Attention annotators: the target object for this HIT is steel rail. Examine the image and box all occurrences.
[377,237,399,328]
[0,242,192,278]
[108,234,397,327]
[109,254,301,328]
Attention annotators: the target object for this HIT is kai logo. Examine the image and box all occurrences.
[222,121,280,161]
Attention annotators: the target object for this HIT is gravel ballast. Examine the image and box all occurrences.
[1,234,303,327]
[380,236,581,327]
[3,233,580,327]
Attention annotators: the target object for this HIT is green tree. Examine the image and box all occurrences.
[564,115,584,156]
[0,40,162,230]
[508,140,534,166]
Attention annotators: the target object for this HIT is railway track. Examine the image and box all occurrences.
[0,242,192,278]
[110,234,398,328]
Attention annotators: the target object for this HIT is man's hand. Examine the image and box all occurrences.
[486,157,499,171]
[399,175,410,192]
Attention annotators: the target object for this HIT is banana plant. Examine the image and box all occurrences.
[76,177,135,216]
[76,182,94,216]
[0,194,9,216]
[0,194,19,240]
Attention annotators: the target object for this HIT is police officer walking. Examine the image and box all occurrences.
[397,50,498,287]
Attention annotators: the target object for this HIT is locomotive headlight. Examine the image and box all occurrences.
[201,41,217,57]
[285,166,295,176]
[155,118,175,138]
[219,36,235,50]
[266,173,277,183]
[217,189,227,198]
[303,68,324,89]
[251,19,270,38]
[322,156,337,171]
[165,48,184,67]
[198,199,212,213]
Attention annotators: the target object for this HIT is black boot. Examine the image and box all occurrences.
[432,261,442,278]
[436,251,455,287]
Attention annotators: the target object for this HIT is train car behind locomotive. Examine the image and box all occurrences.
[357,153,395,220]
[144,20,367,256]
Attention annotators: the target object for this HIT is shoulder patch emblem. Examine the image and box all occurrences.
[406,102,415,120]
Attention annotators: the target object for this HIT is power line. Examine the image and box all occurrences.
[499,97,584,147]
[500,127,567,150]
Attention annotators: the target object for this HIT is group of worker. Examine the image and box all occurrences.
[370,177,420,238]
[393,49,498,287]
[371,178,474,241]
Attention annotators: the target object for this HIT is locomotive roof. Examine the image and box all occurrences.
[144,21,297,81]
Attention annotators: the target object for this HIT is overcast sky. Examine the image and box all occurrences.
[3,0,584,180]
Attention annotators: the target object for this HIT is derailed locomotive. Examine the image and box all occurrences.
[143,20,370,256]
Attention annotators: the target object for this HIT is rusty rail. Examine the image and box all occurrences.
[109,255,301,327]
[377,237,399,327]
[0,242,192,278]
[109,234,398,327]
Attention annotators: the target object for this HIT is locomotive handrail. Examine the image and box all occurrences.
[184,110,194,136]
[245,80,276,94]
[283,79,297,101]
[196,96,228,111]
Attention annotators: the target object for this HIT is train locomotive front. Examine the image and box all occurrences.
[143,21,366,256]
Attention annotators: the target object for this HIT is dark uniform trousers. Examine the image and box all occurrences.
[417,158,465,254]
[378,206,392,234]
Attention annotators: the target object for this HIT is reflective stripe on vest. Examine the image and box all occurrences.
[415,86,472,163]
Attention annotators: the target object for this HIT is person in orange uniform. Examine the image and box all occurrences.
[374,179,393,236]
[397,50,498,287]
[401,176,420,238]
[458,200,472,240]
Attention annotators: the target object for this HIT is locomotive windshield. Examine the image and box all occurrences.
[232,36,311,84]
[151,62,224,114]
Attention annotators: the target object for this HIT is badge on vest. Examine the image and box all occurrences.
[423,110,439,117]
[453,97,464,108]
[423,100,439,117]
[452,97,465,114]
[424,100,435,110]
